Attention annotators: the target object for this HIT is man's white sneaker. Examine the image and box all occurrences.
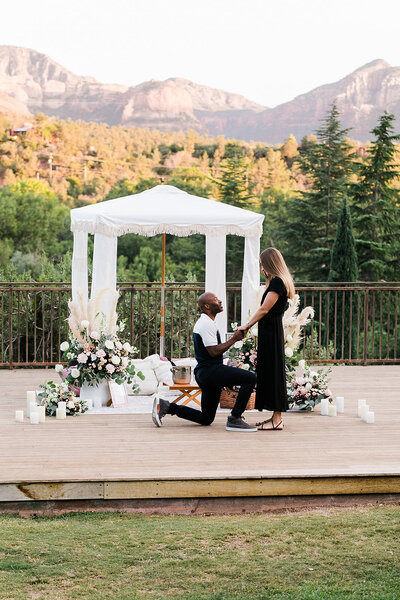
[152,397,170,427]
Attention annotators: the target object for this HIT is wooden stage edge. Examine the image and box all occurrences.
[1,474,400,505]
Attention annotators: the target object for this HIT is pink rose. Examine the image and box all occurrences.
[96,349,106,358]
[106,364,115,374]
[77,353,88,364]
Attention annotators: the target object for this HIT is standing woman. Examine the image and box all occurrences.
[238,248,295,430]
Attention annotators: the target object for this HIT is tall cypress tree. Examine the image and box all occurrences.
[284,104,356,280]
[328,198,358,359]
[352,112,400,280]
[328,198,358,282]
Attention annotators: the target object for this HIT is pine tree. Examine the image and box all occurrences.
[216,150,253,208]
[328,198,358,359]
[284,104,356,280]
[351,112,400,280]
[216,149,254,280]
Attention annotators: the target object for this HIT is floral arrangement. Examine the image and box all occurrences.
[227,322,257,371]
[287,359,332,411]
[56,289,144,389]
[37,381,88,416]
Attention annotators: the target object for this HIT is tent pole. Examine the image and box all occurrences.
[160,233,166,357]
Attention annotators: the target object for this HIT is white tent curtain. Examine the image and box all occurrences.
[241,236,261,324]
[205,234,227,338]
[91,233,118,319]
[71,231,88,305]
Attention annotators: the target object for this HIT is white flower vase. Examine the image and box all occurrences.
[80,380,111,407]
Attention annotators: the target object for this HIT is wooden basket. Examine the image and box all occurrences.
[219,387,255,410]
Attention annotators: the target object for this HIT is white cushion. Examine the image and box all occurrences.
[126,360,158,395]
[154,361,173,385]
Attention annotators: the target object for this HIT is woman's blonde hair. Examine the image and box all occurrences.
[260,248,295,299]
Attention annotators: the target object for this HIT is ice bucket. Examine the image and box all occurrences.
[171,366,192,384]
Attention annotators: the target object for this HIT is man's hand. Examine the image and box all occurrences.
[232,328,245,341]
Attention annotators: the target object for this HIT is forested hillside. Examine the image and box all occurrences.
[0,106,399,283]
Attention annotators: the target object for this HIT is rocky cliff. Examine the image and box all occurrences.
[1,46,400,142]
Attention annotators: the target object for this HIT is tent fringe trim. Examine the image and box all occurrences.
[70,222,263,238]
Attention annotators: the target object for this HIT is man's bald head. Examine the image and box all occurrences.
[198,292,223,317]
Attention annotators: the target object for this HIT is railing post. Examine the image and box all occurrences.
[363,289,369,365]
[8,285,13,370]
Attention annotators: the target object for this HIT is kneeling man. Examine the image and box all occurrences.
[152,292,257,432]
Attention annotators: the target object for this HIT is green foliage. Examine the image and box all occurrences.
[0,179,71,266]
[351,112,400,280]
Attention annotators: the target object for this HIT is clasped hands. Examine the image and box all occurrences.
[232,323,249,341]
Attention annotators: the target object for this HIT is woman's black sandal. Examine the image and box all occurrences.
[257,419,284,430]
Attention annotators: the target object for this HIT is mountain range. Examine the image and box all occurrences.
[1,46,399,143]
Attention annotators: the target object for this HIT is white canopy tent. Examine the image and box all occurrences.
[70,185,264,353]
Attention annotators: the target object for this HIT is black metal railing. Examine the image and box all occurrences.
[0,281,399,367]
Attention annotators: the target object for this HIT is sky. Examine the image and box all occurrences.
[1,0,400,108]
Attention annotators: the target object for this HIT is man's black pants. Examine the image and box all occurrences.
[169,364,257,425]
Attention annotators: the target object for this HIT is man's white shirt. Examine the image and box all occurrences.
[193,313,219,347]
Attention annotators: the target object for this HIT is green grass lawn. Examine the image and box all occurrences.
[0,506,399,600]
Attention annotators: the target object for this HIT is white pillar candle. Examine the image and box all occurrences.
[30,411,39,425]
[328,404,337,417]
[336,396,344,413]
[26,391,36,416]
[357,399,367,417]
[360,404,370,421]
[85,398,93,410]
[37,405,46,423]
[366,411,375,424]
[320,398,329,416]
[56,406,66,419]
[15,410,24,422]
[29,402,38,417]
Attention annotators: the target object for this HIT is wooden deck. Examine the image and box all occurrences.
[0,366,399,504]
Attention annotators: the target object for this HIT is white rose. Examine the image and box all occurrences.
[305,382,312,391]
[91,354,97,361]
[115,341,122,350]
[298,359,306,370]
[122,342,131,352]
[67,400,75,409]
[121,357,129,368]
[55,364,64,373]
[90,331,100,340]
[286,334,293,342]
[81,320,90,329]
[71,368,80,378]
[105,340,114,350]
[60,341,69,352]
[285,347,293,358]
[111,355,121,365]
[242,363,250,370]
[234,341,243,349]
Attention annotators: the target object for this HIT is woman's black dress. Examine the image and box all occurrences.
[255,276,289,412]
